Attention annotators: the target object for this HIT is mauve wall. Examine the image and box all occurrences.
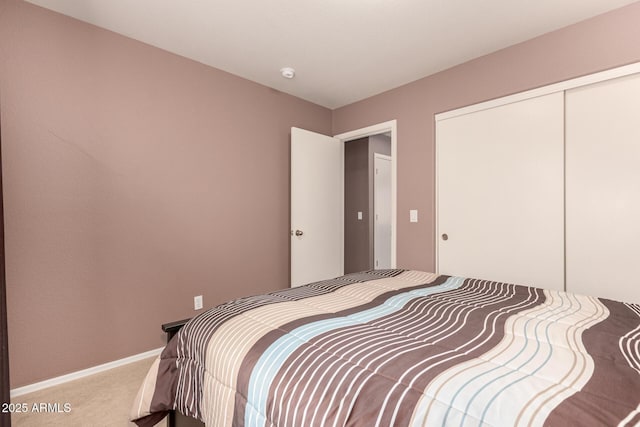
[0,0,331,387]
[332,2,640,272]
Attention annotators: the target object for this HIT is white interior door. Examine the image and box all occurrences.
[566,73,640,304]
[290,127,343,287]
[437,92,565,291]
[374,154,392,269]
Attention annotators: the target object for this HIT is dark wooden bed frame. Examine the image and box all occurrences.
[161,319,205,427]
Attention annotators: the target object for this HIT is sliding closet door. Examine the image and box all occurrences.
[566,73,640,304]
[437,92,564,290]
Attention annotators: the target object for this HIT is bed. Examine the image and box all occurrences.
[131,270,640,426]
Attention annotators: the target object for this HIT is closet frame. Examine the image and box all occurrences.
[435,61,640,297]
[435,62,640,122]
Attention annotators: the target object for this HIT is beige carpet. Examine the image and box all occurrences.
[11,356,166,427]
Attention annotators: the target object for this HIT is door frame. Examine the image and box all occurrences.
[335,120,397,269]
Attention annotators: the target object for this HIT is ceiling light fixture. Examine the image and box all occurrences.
[280,67,296,79]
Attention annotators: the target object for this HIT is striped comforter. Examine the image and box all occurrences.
[131,270,640,426]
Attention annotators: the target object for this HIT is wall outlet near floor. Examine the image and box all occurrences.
[194,295,203,310]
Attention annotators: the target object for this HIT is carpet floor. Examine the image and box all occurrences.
[10,356,166,427]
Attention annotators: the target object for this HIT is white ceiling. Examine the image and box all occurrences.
[25,0,638,109]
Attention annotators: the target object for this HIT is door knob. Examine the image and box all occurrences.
[441,233,448,241]
[295,230,304,236]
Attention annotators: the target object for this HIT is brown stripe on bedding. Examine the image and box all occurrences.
[133,338,180,427]
[545,299,640,426]
[167,269,404,422]
[379,281,547,425]
[266,275,454,426]
[232,274,447,425]
[625,411,640,427]
[361,281,546,426]
[235,277,547,426]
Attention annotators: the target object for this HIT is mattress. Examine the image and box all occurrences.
[131,270,640,426]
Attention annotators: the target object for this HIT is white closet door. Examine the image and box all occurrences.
[437,92,565,290]
[566,73,640,304]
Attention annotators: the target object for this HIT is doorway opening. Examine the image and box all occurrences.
[336,121,397,274]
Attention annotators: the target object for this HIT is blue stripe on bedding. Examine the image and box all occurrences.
[245,276,466,426]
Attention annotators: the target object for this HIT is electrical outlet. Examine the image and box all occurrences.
[194,295,203,310]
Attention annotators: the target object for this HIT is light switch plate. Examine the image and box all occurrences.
[194,295,203,310]
[357,211,363,220]
[410,209,418,223]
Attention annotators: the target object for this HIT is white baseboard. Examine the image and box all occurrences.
[10,347,164,398]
